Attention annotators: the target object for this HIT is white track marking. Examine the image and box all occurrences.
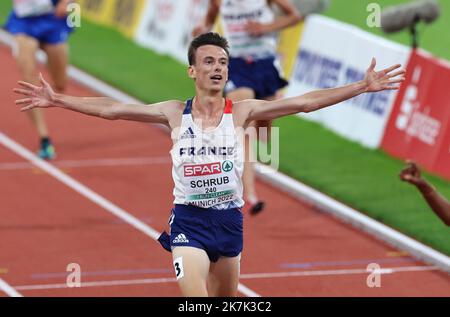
[0,278,23,297]
[12,266,439,291]
[239,265,439,279]
[0,132,161,240]
[0,132,260,297]
[237,284,261,298]
[14,277,177,291]
[0,157,171,170]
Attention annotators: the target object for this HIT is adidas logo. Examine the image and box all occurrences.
[180,127,196,139]
[173,233,189,244]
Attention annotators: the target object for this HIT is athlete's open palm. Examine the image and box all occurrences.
[364,58,405,93]
[14,73,56,111]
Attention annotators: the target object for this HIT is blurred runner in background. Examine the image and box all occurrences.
[5,0,75,159]
[193,0,303,215]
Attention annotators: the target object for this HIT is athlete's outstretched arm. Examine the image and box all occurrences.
[242,58,405,122]
[400,161,450,226]
[14,73,176,124]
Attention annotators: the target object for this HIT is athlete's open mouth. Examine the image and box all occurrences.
[210,75,222,80]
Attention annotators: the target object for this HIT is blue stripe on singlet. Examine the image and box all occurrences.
[183,99,193,115]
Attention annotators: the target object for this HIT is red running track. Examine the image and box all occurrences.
[0,45,449,297]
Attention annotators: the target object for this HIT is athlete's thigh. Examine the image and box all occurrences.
[13,35,39,75]
[172,246,211,297]
[41,43,69,91]
[207,254,241,297]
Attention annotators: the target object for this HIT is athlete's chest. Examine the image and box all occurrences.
[191,113,223,130]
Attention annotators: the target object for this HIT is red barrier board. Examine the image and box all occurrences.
[381,50,450,180]
[433,125,450,179]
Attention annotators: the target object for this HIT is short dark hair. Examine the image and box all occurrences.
[188,32,229,65]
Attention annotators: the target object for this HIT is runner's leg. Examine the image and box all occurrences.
[14,35,49,138]
[207,254,241,297]
[42,42,69,92]
[172,247,210,297]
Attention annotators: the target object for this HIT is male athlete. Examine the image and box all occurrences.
[5,0,74,159]
[14,32,405,296]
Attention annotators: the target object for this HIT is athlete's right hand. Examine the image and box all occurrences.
[14,73,56,111]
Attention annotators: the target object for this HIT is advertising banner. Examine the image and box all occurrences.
[381,50,450,180]
[285,15,410,149]
[79,0,146,38]
[135,0,208,63]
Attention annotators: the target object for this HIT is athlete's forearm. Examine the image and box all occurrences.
[52,94,170,124]
[417,181,450,226]
[250,80,368,121]
[265,12,302,33]
[204,0,220,29]
[298,80,368,112]
[52,94,120,120]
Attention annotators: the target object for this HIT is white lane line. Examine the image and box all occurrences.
[239,265,440,279]
[0,156,171,170]
[237,284,261,298]
[0,132,161,240]
[15,277,177,291]
[0,278,23,297]
[0,132,260,297]
[13,266,439,291]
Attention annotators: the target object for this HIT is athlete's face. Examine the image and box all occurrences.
[189,45,229,92]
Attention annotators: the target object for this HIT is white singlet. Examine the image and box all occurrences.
[220,0,277,60]
[171,98,245,210]
[13,0,55,18]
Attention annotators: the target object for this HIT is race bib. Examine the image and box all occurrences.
[183,160,237,208]
[14,0,55,18]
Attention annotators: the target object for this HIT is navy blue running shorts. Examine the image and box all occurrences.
[158,204,243,263]
[224,56,288,99]
[5,11,73,45]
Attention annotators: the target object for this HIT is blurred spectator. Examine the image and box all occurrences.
[400,160,450,226]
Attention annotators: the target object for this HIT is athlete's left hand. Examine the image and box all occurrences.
[364,58,406,92]
[14,73,57,111]
[245,21,270,36]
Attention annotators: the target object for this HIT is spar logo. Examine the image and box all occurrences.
[184,162,221,177]
[395,66,441,146]
[222,161,233,172]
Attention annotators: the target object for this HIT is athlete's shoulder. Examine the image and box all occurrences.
[229,99,263,127]
[151,100,185,109]
[154,100,185,118]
